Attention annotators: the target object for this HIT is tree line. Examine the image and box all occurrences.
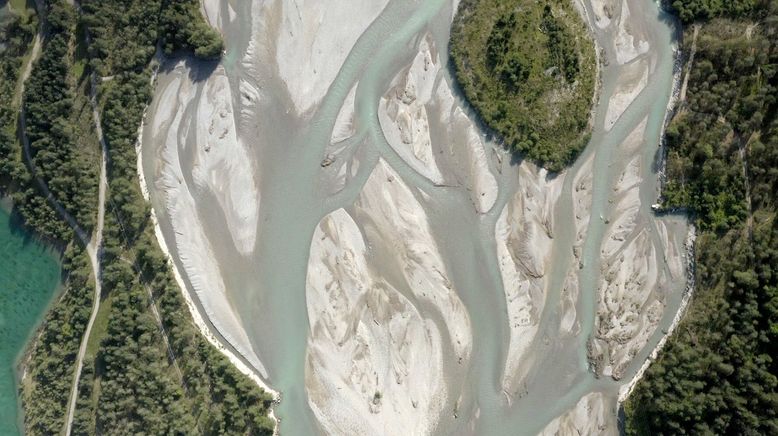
[626,0,778,433]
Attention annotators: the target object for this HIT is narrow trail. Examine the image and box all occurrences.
[741,24,756,241]
[678,25,698,106]
[15,3,106,434]
[62,58,108,436]
[64,6,190,432]
[18,37,90,246]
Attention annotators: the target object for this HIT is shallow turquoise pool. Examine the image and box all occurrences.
[0,205,60,436]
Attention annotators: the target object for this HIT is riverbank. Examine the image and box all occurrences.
[1,0,280,433]
[134,64,282,410]
[625,6,778,432]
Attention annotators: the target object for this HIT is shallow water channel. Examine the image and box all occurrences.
[142,0,688,433]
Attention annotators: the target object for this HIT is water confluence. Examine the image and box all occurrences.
[142,0,688,434]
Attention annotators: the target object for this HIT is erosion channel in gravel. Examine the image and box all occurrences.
[141,0,689,434]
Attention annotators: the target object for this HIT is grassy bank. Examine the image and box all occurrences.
[450,0,596,172]
[626,1,778,433]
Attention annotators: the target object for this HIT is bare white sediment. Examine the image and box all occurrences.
[613,0,649,65]
[495,164,564,393]
[136,64,279,405]
[604,58,648,131]
[305,159,471,434]
[331,83,358,144]
[304,207,447,435]
[153,68,267,381]
[140,0,688,433]
[192,67,260,256]
[378,34,445,184]
[355,160,472,360]
[433,75,498,214]
[275,0,391,114]
[616,26,689,402]
[590,0,615,29]
[587,119,682,380]
[572,153,595,249]
[618,224,696,402]
[539,392,615,435]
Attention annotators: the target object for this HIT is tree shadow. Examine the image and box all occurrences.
[157,51,220,84]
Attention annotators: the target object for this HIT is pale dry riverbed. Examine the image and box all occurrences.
[141,0,688,434]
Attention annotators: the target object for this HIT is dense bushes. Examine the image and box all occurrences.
[69,0,275,433]
[626,4,778,434]
[0,8,72,241]
[22,243,94,435]
[670,0,761,23]
[80,0,160,75]
[94,217,197,434]
[23,0,98,233]
[160,0,223,59]
[136,228,276,433]
[450,0,596,171]
[81,0,223,71]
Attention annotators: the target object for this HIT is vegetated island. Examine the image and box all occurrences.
[450,0,597,172]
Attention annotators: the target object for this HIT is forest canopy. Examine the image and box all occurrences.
[626,0,778,433]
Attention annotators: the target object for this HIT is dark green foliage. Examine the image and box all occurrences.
[626,5,778,434]
[661,18,774,231]
[72,0,275,433]
[71,359,95,436]
[22,243,94,435]
[670,0,760,23]
[160,0,224,59]
[3,0,271,433]
[81,0,224,66]
[450,0,596,171]
[541,4,580,83]
[23,0,98,232]
[99,72,152,241]
[0,7,71,241]
[80,0,161,75]
[95,224,197,434]
[135,228,276,434]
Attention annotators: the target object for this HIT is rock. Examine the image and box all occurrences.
[320,154,335,167]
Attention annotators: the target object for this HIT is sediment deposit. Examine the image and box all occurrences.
[140,0,688,434]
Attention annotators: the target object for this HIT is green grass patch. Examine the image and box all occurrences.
[8,0,33,20]
[72,22,89,81]
[85,293,113,358]
[450,0,597,171]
